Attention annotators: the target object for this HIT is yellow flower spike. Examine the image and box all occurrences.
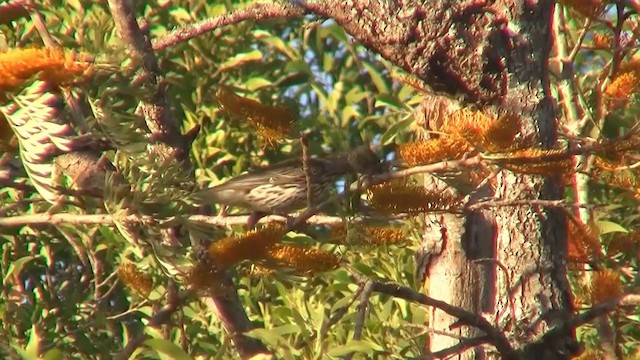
[0,48,92,92]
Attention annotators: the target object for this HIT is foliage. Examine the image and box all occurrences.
[0,0,639,359]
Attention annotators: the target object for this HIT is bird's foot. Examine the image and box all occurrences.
[247,211,269,229]
[217,205,229,217]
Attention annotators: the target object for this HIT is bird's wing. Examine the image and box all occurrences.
[210,158,306,191]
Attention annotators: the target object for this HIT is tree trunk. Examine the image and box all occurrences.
[300,0,578,358]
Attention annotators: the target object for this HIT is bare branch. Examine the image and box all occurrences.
[343,280,374,360]
[152,2,305,51]
[0,212,347,228]
[350,274,519,360]
[530,294,640,353]
[106,0,187,158]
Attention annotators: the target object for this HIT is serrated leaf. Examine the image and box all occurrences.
[144,339,193,360]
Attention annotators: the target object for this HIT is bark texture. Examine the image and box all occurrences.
[300,0,577,358]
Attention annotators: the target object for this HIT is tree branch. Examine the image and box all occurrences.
[152,2,305,51]
[106,0,187,158]
[351,273,519,360]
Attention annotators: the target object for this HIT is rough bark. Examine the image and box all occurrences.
[299,0,578,358]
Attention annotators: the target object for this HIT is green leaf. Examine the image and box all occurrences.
[256,33,297,59]
[597,220,628,235]
[144,339,193,360]
[322,22,349,43]
[375,93,405,110]
[217,50,263,73]
[272,323,302,336]
[363,61,389,93]
[25,324,40,359]
[379,118,414,146]
[3,255,37,284]
[341,106,361,127]
[327,340,376,357]
[275,72,310,88]
[169,7,192,22]
[245,328,285,347]
[330,295,355,313]
[42,348,63,360]
[244,77,273,91]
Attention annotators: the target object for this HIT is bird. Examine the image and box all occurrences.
[197,145,383,228]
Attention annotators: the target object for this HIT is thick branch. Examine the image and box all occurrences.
[153,2,305,50]
[352,274,519,360]
[106,0,187,159]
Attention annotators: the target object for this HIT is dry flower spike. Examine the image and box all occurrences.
[588,269,623,304]
[117,263,153,297]
[558,0,605,19]
[367,181,461,214]
[567,219,602,262]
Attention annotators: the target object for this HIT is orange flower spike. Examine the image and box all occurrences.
[368,181,461,214]
[215,87,295,144]
[117,263,153,297]
[208,224,286,270]
[356,225,408,245]
[0,48,91,91]
[604,72,639,101]
[266,244,340,273]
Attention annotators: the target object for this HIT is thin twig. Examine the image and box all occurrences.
[114,292,190,360]
[344,280,374,360]
[301,133,313,209]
